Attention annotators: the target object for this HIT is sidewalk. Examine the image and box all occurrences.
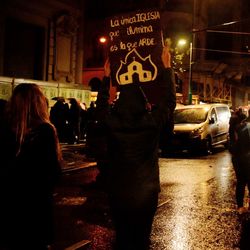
[60,143,97,173]
[54,143,114,250]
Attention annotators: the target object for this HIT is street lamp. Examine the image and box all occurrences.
[188,0,197,105]
[99,36,107,44]
[188,42,193,104]
[177,39,187,47]
[98,36,108,64]
[177,38,192,104]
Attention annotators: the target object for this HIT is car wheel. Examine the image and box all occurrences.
[224,135,230,149]
[203,138,213,155]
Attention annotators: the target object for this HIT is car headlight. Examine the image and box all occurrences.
[191,127,204,136]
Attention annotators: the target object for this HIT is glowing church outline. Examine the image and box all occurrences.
[116,48,158,85]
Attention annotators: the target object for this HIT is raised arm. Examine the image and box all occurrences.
[95,58,111,121]
[156,46,176,125]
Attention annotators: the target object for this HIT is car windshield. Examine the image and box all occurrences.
[174,108,208,124]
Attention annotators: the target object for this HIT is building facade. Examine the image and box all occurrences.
[1,0,250,108]
[0,0,91,106]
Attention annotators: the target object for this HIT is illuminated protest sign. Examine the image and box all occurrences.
[106,9,163,93]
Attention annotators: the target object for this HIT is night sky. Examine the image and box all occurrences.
[84,0,192,20]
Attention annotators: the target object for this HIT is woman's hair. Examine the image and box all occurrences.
[6,83,61,157]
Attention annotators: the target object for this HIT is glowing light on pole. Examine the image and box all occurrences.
[99,36,107,44]
[99,36,107,63]
[177,38,192,104]
[177,39,187,47]
[188,42,193,104]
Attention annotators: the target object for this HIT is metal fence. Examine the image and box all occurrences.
[0,76,92,108]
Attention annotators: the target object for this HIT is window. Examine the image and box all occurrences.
[211,109,217,123]
[174,108,208,124]
[4,18,45,80]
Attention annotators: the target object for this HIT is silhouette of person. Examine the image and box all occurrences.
[0,83,62,250]
[95,46,176,250]
[85,101,98,158]
[230,109,250,214]
[50,97,69,143]
[229,108,246,153]
[68,98,81,144]
[86,101,96,121]
[80,102,88,141]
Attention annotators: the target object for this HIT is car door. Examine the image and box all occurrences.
[215,106,230,142]
[209,108,219,144]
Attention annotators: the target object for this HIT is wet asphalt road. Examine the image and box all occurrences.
[53,146,250,250]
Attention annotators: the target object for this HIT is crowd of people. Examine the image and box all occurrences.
[49,97,97,145]
[0,45,176,250]
[1,43,250,249]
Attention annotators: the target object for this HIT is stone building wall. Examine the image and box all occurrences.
[0,0,86,86]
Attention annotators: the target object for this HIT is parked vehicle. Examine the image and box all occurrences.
[170,103,231,154]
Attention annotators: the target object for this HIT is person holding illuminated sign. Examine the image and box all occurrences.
[94,45,176,250]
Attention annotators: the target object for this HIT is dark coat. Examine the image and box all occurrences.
[0,122,61,248]
[50,100,69,142]
[95,68,176,196]
[234,122,250,178]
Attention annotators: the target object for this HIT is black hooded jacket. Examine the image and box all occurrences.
[95,68,176,196]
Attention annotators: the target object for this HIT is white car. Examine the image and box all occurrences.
[171,103,231,154]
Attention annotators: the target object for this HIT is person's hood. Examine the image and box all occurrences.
[113,84,147,119]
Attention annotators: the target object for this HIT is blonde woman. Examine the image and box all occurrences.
[0,83,62,250]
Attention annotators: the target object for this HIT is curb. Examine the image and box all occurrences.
[62,161,97,173]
